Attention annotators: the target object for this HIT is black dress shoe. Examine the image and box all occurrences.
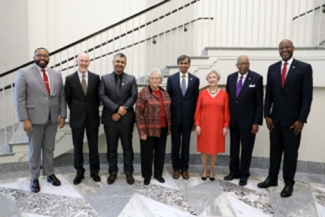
[90,174,101,182]
[47,174,61,186]
[30,179,40,193]
[257,178,278,188]
[201,176,207,181]
[73,175,84,185]
[209,176,215,181]
[239,177,248,186]
[126,175,134,185]
[154,176,165,183]
[224,174,240,180]
[144,177,151,185]
[281,185,293,197]
[107,175,117,185]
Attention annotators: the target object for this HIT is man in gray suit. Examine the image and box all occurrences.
[99,53,138,185]
[14,48,66,193]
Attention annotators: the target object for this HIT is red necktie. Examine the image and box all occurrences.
[41,69,50,95]
[281,62,288,87]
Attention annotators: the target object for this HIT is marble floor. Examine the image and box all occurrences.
[0,164,324,217]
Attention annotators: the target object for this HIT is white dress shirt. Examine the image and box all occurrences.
[237,71,248,85]
[35,64,51,87]
[179,71,189,90]
[281,57,294,78]
[78,71,89,85]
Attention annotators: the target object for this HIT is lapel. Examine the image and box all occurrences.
[274,61,282,88]
[230,73,238,99]
[238,71,251,98]
[87,71,93,98]
[32,65,49,95]
[174,72,183,96]
[72,71,85,97]
[283,59,297,88]
[109,72,119,96]
[186,73,194,97]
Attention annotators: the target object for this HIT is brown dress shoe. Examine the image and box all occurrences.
[126,175,134,185]
[172,171,180,179]
[107,175,117,185]
[182,171,189,179]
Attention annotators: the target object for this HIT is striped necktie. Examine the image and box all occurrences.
[81,75,87,96]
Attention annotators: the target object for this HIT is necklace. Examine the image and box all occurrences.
[208,88,219,94]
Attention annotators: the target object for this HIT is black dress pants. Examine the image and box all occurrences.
[104,122,134,176]
[72,117,100,176]
[140,128,167,178]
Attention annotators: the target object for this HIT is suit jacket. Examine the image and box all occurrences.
[98,72,138,126]
[264,59,313,127]
[14,64,66,124]
[65,71,100,129]
[226,70,263,129]
[166,72,200,127]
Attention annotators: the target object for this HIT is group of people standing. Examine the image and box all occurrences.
[14,39,312,198]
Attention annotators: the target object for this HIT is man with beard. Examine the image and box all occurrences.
[65,53,101,185]
[14,48,66,193]
[99,53,138,185]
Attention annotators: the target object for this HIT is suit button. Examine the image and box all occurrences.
[236,101,238,103]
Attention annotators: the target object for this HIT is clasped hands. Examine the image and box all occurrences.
[266,117,304,135]
[112,106,127,121]
[195,125,228,137]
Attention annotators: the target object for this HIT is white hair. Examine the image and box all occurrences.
[146,68,163,84]
[206,69,221,80]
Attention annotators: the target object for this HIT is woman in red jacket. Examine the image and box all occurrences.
[135,68,172,185]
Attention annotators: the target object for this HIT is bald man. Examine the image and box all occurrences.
[224,55,263,186]
[258,39,313,197]
[65,53,101,185]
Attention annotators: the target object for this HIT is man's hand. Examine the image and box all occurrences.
[251,124,259,134]
[195,125,201,135]
[141,134,147,140]
[58,118,65,128]
[266,117,274,132]
[112,113,121,121]
[118,106,127,116]
[23,120,33,132]
[290,121,304,135]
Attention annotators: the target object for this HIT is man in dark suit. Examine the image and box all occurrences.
[257,39,313,197]
[224,55,263,186]
[65,53,101,185]
[99,53,138,185]
[14,48,66,193]
[166,55,200,179]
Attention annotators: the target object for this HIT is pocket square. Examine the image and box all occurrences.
[249,84,255,88]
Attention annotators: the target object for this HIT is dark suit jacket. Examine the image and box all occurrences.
[264,59,313,127]
[166,72,199,127]
[65,71,100,129]
[226,70,263,129]
[98,72,138,126]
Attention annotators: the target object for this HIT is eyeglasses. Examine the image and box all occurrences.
[279,46,293,51]
[35,54,50,58]
[150,77,160,80]
[237,63,249,66]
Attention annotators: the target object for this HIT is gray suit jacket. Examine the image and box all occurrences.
[99,72,137,126]
[14,64,66,124]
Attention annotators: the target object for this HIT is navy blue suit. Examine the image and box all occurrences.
[166,72,199,171]
[226,70,263,178]
[265,59,313,185]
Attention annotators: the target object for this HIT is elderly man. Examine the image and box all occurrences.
[14,48,66,193]
[65,53,101,185]
[258,39,313,197]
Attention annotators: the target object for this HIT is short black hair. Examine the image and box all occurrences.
[177,55,191,64]
[34,47,49,56]
[113,52,127,61]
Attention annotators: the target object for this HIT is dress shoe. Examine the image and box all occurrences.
[172,170,180,179]
[239,177,248,186]
[144,177,151,185]
[126,175,134,185]
[30,179,40,193]
[201,176,207,181]
[154,176,165,183]
[209,175,215,181]
[182,171,189,179]
[47,174,61,186]
[107,175,117,185]
[73,175,84,185]
[224,174,240,181]
[90,174,101,182]
[257,178,278,188]
[280,185,293,197]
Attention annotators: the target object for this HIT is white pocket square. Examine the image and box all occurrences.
[249,84,255,88]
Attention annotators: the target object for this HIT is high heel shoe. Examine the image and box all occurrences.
[209,172,215,181]
[201,176,207,181]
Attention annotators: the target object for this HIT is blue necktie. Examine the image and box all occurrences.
[236,76,243,98]
[181,75,186,96]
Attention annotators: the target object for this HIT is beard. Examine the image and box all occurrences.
[34,59,49,69]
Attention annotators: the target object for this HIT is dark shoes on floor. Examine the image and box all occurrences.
[257,178,278,188]
[107,175,117,185]
[47,174,61,186]
[239,177,248,186]
[126,175,134,185]
[224,174,240,181]
[172,171,180,179]
[182,171,190,179]
[73,175,84,185]
[90,174,101,182]
[144,177,151,185]
[30,179,40,193]
[154,176,165,183]
[281,185,293,197]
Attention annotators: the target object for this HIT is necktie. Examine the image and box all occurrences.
[281,62,288,87]
[41,69,50,95]
[236,75,243,98]
[116,75,121,95]
[81,75,87,96]
[181,75,186,96]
